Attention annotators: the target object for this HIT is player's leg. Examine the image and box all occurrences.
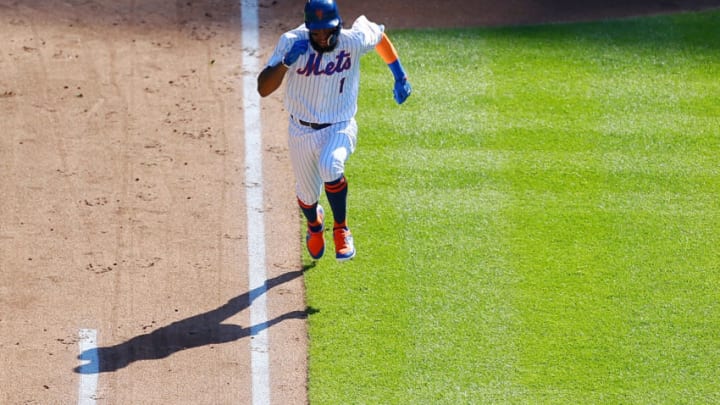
[319,119,357,261]
[289,121,325,259]
[298,198,325,260]
[324,176,348,227]
[319,119,356,229]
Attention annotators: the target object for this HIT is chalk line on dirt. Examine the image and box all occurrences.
[77,328,98,405]
[241,1,271,404]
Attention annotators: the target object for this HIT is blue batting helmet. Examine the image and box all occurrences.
[304,0,342,30]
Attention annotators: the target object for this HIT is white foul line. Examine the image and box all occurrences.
[77,328,98,405]
[240,1,271,404]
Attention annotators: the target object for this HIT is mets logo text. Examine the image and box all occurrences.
[295,51,352,76]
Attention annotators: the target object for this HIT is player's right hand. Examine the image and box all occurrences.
[282,39,309,67]
[393,78,412,104]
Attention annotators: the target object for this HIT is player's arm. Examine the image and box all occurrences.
[257,63,289,97]
[375,33,412,104]
[257,39,309,97]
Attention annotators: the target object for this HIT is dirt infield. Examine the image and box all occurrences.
[1,1,305,403]
[1,0,719,403]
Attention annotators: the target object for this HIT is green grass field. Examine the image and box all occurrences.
[304,10,720,404]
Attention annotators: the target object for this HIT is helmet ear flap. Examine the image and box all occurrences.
[328,25,341,48]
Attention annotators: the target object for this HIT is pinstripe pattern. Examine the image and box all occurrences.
[264,15,381,206]
[289,118,357,205]
[266,16,384,123]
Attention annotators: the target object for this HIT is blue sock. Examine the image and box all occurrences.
[298,199,321,231]
[325,176,348,228]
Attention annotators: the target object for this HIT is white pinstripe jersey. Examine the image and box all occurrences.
[266,15,384,124]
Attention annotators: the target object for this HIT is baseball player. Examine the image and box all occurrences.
[257,0,411,261]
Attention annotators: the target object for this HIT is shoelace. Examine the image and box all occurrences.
[333,228,351,249]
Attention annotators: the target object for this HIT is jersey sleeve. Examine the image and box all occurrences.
[349,15,385,53]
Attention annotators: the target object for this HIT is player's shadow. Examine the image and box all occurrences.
[74,267,315,374]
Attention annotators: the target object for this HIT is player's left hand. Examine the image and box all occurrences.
[393,78,412,104]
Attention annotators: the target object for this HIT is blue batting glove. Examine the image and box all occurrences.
[393,78,412,104]
[388,60,411,104]
[282,39,309,67]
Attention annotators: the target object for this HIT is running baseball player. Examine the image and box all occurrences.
[257,0,411,261]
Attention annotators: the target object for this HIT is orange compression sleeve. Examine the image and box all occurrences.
[375,33,399,64]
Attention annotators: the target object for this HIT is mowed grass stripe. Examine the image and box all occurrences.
[486,11,720,402]
[305,10,720,404]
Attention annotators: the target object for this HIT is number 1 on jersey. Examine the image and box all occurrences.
[339,77,346,94]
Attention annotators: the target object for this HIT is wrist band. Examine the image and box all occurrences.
[389,60,406,82]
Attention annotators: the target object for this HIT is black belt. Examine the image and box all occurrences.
[294,116,332,130]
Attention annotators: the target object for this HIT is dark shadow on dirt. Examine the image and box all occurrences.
[74,269,309,374]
